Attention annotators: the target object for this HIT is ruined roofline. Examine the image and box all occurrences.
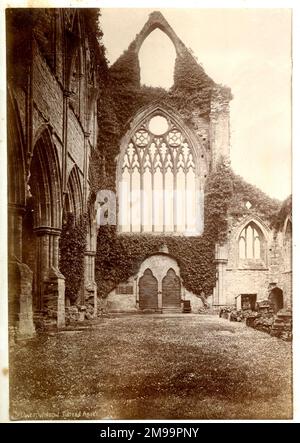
[130,11,187,56]
[111,10,217,86]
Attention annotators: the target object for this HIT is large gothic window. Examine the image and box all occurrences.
[238,222,263,260]
[119,113,198,234]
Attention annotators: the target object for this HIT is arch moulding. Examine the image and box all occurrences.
[116,103,207,187]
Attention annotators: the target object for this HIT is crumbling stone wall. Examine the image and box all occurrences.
[7,8,102,335]
[93,11,291,314]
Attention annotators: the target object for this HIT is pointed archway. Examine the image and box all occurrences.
[25,127,65,326]
[162,268,181,311]
[269,287,284,313]
[138,268,158,311]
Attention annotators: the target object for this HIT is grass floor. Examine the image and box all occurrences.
[9,314,292,420]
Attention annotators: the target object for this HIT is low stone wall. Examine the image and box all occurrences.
[99,292,138,313]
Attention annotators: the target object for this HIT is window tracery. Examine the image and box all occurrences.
[238,222,262,260]
[119,113,197,234]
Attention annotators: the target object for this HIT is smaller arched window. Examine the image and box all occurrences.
[238,222,264,261]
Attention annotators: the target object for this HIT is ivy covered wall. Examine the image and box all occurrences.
[59,213,87,304]
[91,11,281,300]
[96,163,233,298]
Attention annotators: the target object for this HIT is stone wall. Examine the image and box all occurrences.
[7,8,100,336]
[105,253,212,313]
[106,290,137,313]
[218,212,292,309]
[32,44,64,141]
[67,110,85,173]
[223,269,270,305]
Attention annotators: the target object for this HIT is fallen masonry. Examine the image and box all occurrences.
[220,303,292,341]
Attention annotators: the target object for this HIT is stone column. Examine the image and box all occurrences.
[84,251,97,317]
[83,212,97,316]
[214,244,228,307]
[8,204,24,260]
[209,86,232,169]
[8,204,36,338]
[134,276,139,309]
[34,227,65,328]
[83,131,90,206]
[62,90,70,195]
[157,281,163,313]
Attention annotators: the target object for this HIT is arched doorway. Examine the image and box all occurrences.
[269,287,284,313]
[162,268,181,311]
[139,269,158,310]
[137,253,182,313]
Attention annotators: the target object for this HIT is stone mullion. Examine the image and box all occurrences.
[185,169,188,232]
[151,168,155,232]
[140,168,144,232]
[173,168,177,233]
[162,167,166,233]
[129,171,133,233]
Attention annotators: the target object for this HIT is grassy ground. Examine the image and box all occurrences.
[9,314,292,420]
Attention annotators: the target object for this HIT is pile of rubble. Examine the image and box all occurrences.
[228,309,256,322]
[219,301,292,341]
[219,306,234,320]
[65,303,97,324]
[270,309,292,341]
[247,314,274,334]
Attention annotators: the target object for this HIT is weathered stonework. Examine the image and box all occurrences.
[8,261,35,338]
[7,8,100,336]
[7,9,292,328]
[217,207,292,309]
[99,11,292,315]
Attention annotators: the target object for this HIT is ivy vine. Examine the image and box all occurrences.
[59,213,87,305]
[95,162,233,298]
[91,14,281,299]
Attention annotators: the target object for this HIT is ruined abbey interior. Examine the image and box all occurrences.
[7,9,292,339]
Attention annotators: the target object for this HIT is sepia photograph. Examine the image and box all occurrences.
[2,1,296,422]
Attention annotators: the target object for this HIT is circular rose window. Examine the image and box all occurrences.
[148,115,169,135]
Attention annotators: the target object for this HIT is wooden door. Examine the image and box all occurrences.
[162,268,181,309]
[139,268,158,310]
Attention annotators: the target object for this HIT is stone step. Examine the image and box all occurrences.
[162,308,182,313]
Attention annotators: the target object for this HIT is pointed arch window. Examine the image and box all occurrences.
[238,222,264,261]
[119,112,198,234]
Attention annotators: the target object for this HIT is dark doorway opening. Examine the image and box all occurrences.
[269,287,284,313]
